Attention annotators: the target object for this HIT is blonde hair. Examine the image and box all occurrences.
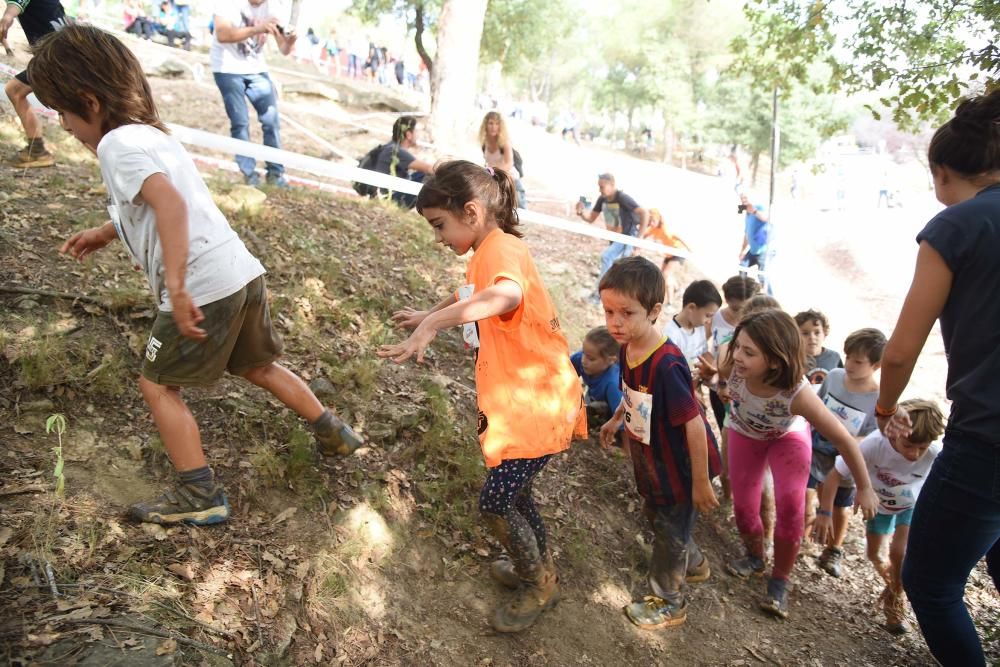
[899,399,946,444]
[648,208,664,228]
[478,111,511,151]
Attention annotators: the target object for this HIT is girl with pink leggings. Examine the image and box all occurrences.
[723,310,878,618]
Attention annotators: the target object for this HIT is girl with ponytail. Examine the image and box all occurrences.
[378,160,584,633]
[876,88,1000,666]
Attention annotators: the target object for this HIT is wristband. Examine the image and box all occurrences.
[875,403,898,418]
[816,509,832,517]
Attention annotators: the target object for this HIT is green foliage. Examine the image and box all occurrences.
[480,0,576,77]
[736,0,1000,129]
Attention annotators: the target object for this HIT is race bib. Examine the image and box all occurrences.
[457,284,480,349]
[877,482,916,514]
[622,382,653,445]
[823,393,867,436]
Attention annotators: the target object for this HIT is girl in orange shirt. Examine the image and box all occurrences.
[643,208,691,305]
[378,160,583,633]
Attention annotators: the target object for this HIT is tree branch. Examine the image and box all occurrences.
[414,1,433,74]
[0,285,105,305]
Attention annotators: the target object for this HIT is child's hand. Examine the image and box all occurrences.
[575,201,584,215]
[718,384,731,403]
[878,407,912,440]
[377,322,437,363]
[169,289,207,341]
[598,417,622,450]
[390,307,429,330]
[813,514,834,544]
[60,226,113,261]
[693,480,719,514]
[697,352,717,380]
[855,486,879,521]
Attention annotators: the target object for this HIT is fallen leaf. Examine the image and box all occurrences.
[272,507,298,524]
[155,638,177,655]
[0,527,12,548]
[314,643,324,662]
[141,523,168,541]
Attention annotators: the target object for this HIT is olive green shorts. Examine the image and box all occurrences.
[141,276,283,387]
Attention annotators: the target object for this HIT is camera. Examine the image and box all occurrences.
[737,204,748,214]
[275,24,286,35]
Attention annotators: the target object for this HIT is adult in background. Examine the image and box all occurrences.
[737,192,772,295]
[374,116,433,209]
[1,0,67,168]
[877,88,1000,667]
[479,111,525,208]
[211,0,295,187]
[575,173,649,303]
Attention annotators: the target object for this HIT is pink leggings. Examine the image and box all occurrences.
[728,427,812,581]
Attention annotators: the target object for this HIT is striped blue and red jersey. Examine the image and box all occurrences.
[620,337,721,506]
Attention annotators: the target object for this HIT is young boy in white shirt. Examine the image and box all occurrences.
[663,279,722,375]
[815,399,945,635]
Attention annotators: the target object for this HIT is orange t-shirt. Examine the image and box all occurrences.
[461,229,584,467]
[643,225,689,254]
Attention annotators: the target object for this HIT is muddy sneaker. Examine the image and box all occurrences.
[489,559,519,590]
[625,596,688,629]
[12,143,55,168]
[818,546,844,577]
[314,412,364,457]
[878,586,910,635]
[128,483,230,526]
[491,562,559,633]
[686,556,711,584]
[759,577,789,619]
[726,553,765,579]
[266,174,291,189]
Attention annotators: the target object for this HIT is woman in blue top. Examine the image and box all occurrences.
[877,88,1000,666]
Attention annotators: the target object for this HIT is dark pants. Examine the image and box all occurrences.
[740,251,772,295]
[645,501,701,605]
[390,171,425,209]
[901,431,1000,666]
[479,456,552,570]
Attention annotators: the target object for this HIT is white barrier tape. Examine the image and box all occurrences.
[279,112,349,160]
[189,152,356,195]
[168,123,689,256]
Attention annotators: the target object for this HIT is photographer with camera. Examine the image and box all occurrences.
[211,0,297,188]
[737,192,772,294]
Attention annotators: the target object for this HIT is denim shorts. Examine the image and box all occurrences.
[867,509,914,535]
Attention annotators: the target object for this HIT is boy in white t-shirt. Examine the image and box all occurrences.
[662,279,722,382]
[815,399,945,635]
[29,25,362,526]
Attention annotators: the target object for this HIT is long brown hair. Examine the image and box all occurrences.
[726,309,806,391]
[27,25,167,134]
[415,160,521,238]
[478,111,510,151]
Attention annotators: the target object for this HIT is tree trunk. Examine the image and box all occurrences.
[428,0,489,151]
[751,152,761,187]
[414,1,433,74]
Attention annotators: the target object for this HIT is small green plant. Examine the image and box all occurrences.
[46,413,67,497]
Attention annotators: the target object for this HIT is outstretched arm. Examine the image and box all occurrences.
[878,241,952,435]
[377,280,523,363]
[793,388,877,519]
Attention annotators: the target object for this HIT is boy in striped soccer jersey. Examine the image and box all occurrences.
[599,256,721,630]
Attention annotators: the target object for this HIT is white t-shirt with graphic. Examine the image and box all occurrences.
[727,375,809,440]
[210,0,279,74]
[835,431,941,515]
[97,124,265,312]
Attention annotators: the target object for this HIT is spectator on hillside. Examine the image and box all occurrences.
[575,173,649,303]
[347,34,366,79]
[156,0,190,50]
[172,0,190,34]
[738,192,772,294]
[479,111,526,208]
[211,0,296,187]
[374,116,434,208]
[324,31,340,77]
[123,0,156,40]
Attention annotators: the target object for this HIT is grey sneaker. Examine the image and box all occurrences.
[625,596,688,629]
[760,577,789,619]
[128,483,230,525]
[726,553,765,579]
[266,174,291,189]
[315,414,364,457]
[818,546,844,577]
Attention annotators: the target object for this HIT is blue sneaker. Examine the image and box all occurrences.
[128,483,231,526]
[244,171,261,186]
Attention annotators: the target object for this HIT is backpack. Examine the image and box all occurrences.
[353,143,384,197]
